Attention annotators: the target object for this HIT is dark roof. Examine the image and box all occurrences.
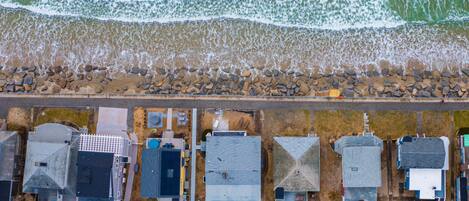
[398,137,446,169]
[76,151,114,199]
[160,149,181,197]
[212,131,246,136]
[0,181,14,201]
[141,148,181,198]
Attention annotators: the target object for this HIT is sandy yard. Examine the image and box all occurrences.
[7,107,31,132]
[131,107,193,201]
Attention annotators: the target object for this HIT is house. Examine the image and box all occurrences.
[397,136,449,200]
[334,134,383,201]
[457,130,469,201]
[273,136,320,201]
[22,123,81,201]
[205,135,261,201]
[76,134,131,201]
[141,138,185,200]
[0,131,20,201]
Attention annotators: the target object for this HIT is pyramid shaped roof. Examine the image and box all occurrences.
[273,136,320,192]
[23,123,78,194]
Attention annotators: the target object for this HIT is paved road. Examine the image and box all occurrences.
[1,96,469,118]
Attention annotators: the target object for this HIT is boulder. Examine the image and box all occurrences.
[241,70,252,77]
[23,75,34,86]
[139,68,148,76]
[462,68,469,77]
[131,67,140,74]
[85,65,93,72]
[341,88,355,98]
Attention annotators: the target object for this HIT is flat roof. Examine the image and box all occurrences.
[408,168,442,200]
[159,149,181,197]
[76,151,114,198]
[0,181,13,201]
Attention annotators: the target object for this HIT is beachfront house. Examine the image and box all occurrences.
[141,138,185,200]
[0,131,20,201]
[397,136,449,200]
[334,134,383,201]
[76,134,131,201]
[22,123,81,201]
[273,136,320,201]
[205,135,261,201]
[457,130,469,201]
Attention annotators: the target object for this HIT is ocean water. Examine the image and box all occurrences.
[0,0,468,72]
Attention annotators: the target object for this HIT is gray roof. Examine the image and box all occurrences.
[23,123,79,195]
[334,135,383,189]
[344,187,378,201]
[141,149,159,198]
[334,134,383,155]
[397,136,446,169]
[273,137,320,192]
[205,136,261,201]
[0,131,18,181]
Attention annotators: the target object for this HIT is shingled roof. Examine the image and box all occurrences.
[334,134,383,201]
[23,123,80,197]
[0,131,18,181]
[273,137,320,192]
[397,136,446,169]
[205,136,261,201]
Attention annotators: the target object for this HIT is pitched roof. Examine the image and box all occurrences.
[76,151,114,199]
[342,146,382,188]
[0,131,18,181]
[273,137,320,192]
[141,148,181,198]
[205,136,261,201]
[344,187,378,201]
[334,135,383,189]
[23,124,79,193]
[397,136,446,169]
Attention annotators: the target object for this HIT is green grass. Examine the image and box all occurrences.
[454,111,469,129]
[314,110,364,136]
[35,108,92,129]
[368,111,417,139]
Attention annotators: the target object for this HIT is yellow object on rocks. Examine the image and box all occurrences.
[329,89,341,97]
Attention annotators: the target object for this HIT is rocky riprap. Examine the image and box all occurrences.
[1,64,469,98]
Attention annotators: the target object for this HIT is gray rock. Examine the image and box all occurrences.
[131,67,140,74]
[416,90,431,98]
[85,65,93,72]
[23,75,34,85]
[441,70,452,78]
[272,69,280,77]
[381,68,390,76]
[342,88,355,97]
[392,90,403,97]
[462,68,469,77]
[442,86,450,95]
[139,68,148,76]
[52,66,62,74]
[345,69,356,77]
[5,84,14,92]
